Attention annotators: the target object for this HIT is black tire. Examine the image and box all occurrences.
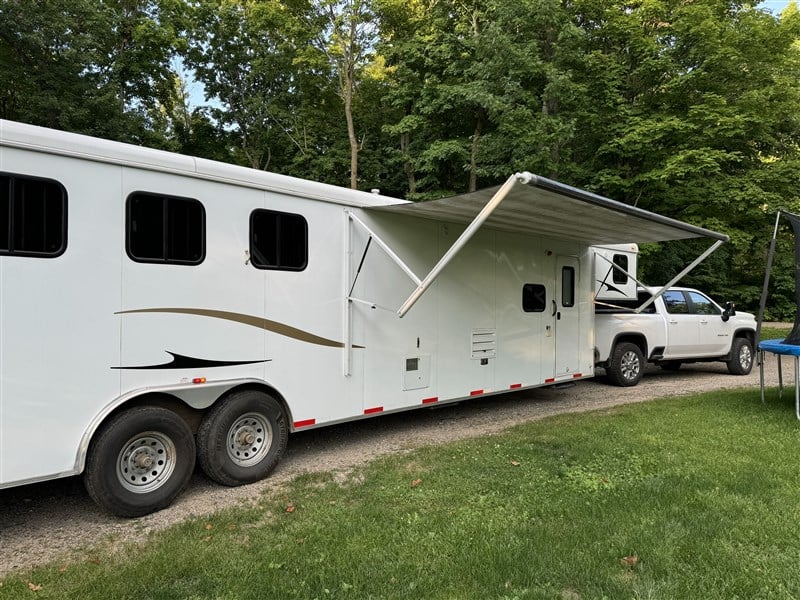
[84,407,196,518]
[727,337,754,375]
[607,342,645,387]
[197,390,288,487]
[659,361,682,372]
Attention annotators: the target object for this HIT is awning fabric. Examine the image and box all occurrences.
[368,173,728,245]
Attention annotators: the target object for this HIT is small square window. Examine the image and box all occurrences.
[0,173,67,257]
[250,209,308,271]
[126,192,205,265]
[522,283,546,312]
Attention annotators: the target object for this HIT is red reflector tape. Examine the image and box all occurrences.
[422,397,439,405]
[545,378,555,383]
[294,419,316,429]
[509,383,522,389]
[364,406,384,415]
[573,373,583,379]
[470,390,484,396]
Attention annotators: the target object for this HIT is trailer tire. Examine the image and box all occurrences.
[84,407,196,518]
[607,342,644,387]
[197,390,288,487]
[727,337,754,375]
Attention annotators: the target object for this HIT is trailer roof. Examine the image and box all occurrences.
[370,173,728,244]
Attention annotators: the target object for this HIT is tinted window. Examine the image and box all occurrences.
[250,209,308,271]
[522,283,546,312]
[688,291,720,315]
[612,254,629,284]
[562,266,575,307]
[127,192,205,265]
[0,173,67,257]
[663,290,689,314]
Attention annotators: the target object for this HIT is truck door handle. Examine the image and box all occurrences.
[552,300,557,317]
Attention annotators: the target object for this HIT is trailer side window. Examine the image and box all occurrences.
[126,192,205,265]
[0,173,67,257]
[561,266,575,307]
[612,254,629,284]
[250,209,308,271]
[522,283,546,312]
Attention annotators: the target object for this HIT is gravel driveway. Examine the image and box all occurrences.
[0,358,788,576]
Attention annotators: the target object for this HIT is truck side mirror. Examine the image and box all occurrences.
[722,301,736,322]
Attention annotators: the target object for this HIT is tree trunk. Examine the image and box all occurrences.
[469,110,484,192]
[400,131,416,195]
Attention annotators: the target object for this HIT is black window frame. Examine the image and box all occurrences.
[561,266,576,308]
[249,208,308,271]
[612,254,629,285]
[522,283,547,313]
[126,191,206,265]
[0,172,68,258]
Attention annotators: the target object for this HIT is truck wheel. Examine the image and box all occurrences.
[197,390,288,487]
[84,407,196,518]
[727,337,754,375]
[607,342,644,387]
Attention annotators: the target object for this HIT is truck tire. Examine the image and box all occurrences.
[607,342,644,387]
[197,390,288,487]
[84,407,196,518]
[727,337,754,375]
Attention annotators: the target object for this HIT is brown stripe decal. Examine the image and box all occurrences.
[116,308,363,349]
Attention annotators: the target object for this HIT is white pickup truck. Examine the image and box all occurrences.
[595,287,757,386]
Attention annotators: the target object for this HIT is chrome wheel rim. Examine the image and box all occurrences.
[740,345,752,369]
[227,412,272,467]
[621,351,641,381]
[117,431,176,494]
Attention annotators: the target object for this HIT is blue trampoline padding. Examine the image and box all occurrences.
[759,339,800,356]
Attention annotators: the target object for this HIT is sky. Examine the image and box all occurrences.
[759,0,793,13]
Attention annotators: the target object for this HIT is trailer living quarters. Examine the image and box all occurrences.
[0,120,728,516]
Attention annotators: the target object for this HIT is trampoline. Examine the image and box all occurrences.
[758,339,800,420]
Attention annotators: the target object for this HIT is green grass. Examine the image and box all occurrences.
[760,325,792,341]
[5,387,800,599]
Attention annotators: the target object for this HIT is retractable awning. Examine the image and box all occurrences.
[355,172,728,318]
[369,172,728,245]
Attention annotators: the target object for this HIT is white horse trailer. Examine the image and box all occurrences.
[0,120,728,516]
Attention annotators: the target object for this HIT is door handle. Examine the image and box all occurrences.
[552,300,557,317]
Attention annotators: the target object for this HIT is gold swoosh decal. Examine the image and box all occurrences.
[116,308,363,349]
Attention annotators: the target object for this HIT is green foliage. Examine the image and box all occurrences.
[4,0,800,311]
[7,389,800,598]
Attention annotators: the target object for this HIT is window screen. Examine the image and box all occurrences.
[250,209,308,271]
[126,192,205,265]
[562,266,575,307]
[0,173,67,257]
[522,283,546,312]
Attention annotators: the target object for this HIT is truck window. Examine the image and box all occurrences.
[663,290,689,314]
[250,209,308,271]
[687,291,720,315]
[522,283,546,312]
[0,172,67,257]
[126,192,205,265]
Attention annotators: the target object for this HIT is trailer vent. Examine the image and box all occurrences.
[471,329,497,360]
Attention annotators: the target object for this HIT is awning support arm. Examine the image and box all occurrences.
[635,239,726,314]
[346,211,422,286]
[397,172,529,318]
